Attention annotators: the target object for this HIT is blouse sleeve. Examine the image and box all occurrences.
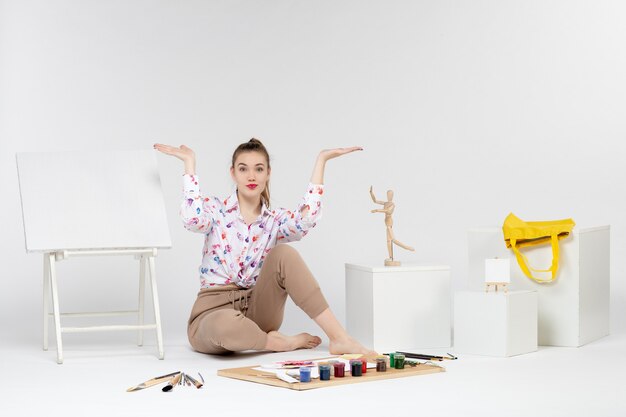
[179,174,218,234]
[275,183,324,243]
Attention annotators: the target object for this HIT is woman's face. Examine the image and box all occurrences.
[230,151,270,202]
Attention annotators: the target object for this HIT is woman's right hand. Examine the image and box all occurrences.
[154,143,196,175]
[153,144,196,175]
[153,143,195,162]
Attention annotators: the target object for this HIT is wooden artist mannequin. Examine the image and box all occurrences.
[370,186,415,266]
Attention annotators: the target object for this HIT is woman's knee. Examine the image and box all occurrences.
[267,243,301,263]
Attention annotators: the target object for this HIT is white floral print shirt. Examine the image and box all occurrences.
[180,174,324,288]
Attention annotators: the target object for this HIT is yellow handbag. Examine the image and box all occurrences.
[502,213,576,283]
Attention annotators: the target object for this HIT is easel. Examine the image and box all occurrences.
[43,249,164,364]
[485,282,509,293]
[485,258,510,294]
[17,150,171,364]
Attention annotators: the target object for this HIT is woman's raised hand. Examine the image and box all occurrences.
[318,146,363,162]
[153,144,196,175]
[310,146,363,184]
[153,144,195,162]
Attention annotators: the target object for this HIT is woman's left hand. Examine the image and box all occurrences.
[310,146,363,184]
[318,147,363,162]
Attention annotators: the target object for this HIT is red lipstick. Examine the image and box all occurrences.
[246,184,258,190]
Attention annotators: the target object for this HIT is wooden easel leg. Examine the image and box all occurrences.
[48,253,64,364]
[147,255,164,360]
[137,256,146,347]
[43,254,50,351]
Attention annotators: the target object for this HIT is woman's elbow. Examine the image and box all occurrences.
[181,217,209,233]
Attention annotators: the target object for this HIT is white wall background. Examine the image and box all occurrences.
[1,0,625,348]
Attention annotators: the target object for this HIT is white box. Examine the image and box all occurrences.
[345,263,451,352]
[454,291,538,357]
[468,226,610,347]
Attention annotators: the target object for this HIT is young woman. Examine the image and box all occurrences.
[154,139,372,355]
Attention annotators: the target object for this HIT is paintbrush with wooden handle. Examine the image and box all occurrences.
[126,371,181,392]
[162,372,183,392]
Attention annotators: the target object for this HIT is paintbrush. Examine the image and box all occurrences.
[392,352,458,361]
[184,373,204,389]
[162,372,183,392]
[127,371,181,392]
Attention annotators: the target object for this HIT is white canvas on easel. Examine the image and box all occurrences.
[17,150,172,363]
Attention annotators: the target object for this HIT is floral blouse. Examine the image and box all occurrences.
[180,174,324,288]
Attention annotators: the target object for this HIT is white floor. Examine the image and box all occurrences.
[2,333,624,417]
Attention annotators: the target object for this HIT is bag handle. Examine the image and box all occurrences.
[509,233,560,283]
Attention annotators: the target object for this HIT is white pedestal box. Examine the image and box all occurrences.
[468,226,610,347]
[454,291,538,357]
[345,263,451,352]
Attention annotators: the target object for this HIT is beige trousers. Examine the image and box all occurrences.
[187,244,329,354]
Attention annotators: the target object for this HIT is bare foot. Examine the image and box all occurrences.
[329,336,375,356]
[265,331,322,352]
